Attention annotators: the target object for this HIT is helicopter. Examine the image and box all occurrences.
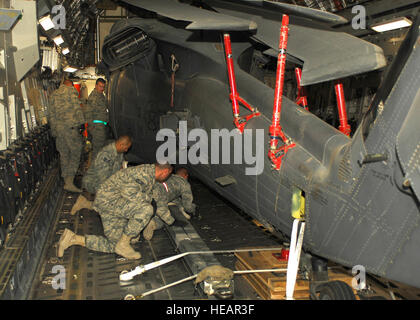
[98,0,420,289]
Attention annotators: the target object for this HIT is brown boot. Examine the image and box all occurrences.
[64,177,82,193]
[70,195,93,215]
[57,229,85,258]
[143,220,157,241]
[115,234,141,260]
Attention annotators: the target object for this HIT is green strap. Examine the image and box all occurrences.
[92,120,107,125]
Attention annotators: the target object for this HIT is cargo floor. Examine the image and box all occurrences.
[28,178,284,300]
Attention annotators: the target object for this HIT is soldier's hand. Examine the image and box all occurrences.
[172,219,188,228]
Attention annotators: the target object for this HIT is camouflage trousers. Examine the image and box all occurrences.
[86,197,153,253]
[81,175,97,195]
[89,124,107,161]
[151,216,165,230]
[55,127,83,179]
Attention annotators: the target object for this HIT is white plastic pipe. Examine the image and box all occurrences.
[286,219,305,300]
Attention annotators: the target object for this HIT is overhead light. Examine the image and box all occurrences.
[39,15,55,31]
[53,35,64,46]
[371,17,413,33]
[62,48,70,55]
[64,66,78,73]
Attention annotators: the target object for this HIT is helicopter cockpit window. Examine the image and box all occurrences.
[237,45,381,134]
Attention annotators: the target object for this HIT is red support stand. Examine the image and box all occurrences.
[223,33,260,133]
[268,15,296,171]
[295,68,309,111]
[334,82,351,136]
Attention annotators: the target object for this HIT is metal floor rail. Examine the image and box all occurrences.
[28,177,286,300]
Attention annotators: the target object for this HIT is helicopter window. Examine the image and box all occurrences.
[237,46,303,101]
[236,44,389,135]
[103,28,150,67]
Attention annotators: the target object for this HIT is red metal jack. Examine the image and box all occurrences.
[223,33,260,133]
[295,68,309,111]
[334,82,351,136]
[268,15,296,171]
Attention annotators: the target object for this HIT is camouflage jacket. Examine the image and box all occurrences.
[84,89,109,124]
[96,164,156,207]
[152,175,196,224]
[47,85,85,133]
[82,142,124,193]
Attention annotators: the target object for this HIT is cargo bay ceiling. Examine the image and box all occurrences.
[37,0,420,68]
[37,0,100,68]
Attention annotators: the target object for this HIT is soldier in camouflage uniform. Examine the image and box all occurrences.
[84,78,109,161]
[57,163,173,260]
[142,168,197,241]
[70,135,132,215]
[48,79,85,193]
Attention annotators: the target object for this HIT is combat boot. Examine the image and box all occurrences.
[64,177,82,193]
[57,228,85,258]
[70,195,93,215]
[143,219,157,241]
[115,234,141,260]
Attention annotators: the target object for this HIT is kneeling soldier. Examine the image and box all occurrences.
[70,135,132,215]
[143,167,196,241]
[57,163,172,260]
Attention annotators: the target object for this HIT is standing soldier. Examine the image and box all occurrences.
[85,78,109,160]
[48,79,85,193]
[70,135,132,215]
[143,168,197,241]
[57,163,173,260]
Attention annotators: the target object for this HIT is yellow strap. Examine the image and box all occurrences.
[291,186,305,220]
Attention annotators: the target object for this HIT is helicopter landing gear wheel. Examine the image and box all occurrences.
[318,281,356,300]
